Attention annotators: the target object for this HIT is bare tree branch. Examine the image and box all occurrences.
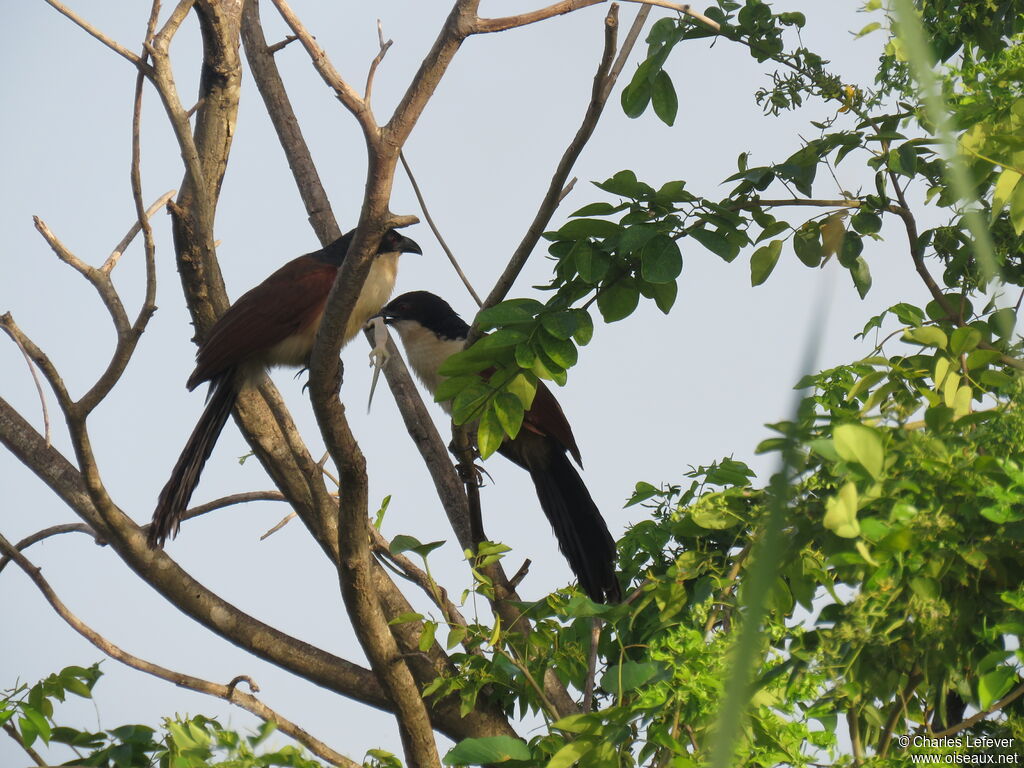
[1,320,52,446]
[2,721,45,767]
[474,0,605,33]
[240,0,341,244]
[0,523,99,576]
[400,151,483,306]
[933,681,1024,738]
[41,0,145,66]
[475,4,624,337]
[0,533,361,768]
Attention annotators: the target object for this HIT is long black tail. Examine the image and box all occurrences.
[528,451,620,603]
[149,374,236,548]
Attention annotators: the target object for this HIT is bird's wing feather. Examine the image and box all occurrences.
[188,257,336,388]
[522,381,583,467]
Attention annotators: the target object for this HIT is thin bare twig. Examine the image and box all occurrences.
[620,0,720,31]
[0,523,99,575]
[2,324,51,446]
[475,4,624,336]
[0,533,360,768]
[369,526,470,633]
[602,4,650,101]
[267,34,298,54]
[42,0,145,66]
[400,151,483,306]
[933,681,1024,737]
[365,19,394,106]
[104,190,176,272]
[2,721,45,767]
[475,0,605,33]
[241,0,340,244]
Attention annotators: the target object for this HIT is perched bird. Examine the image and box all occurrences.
[379,291,620,603]
[149,228,422,548]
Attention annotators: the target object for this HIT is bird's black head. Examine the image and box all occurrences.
[315,227,422,265]
[379,291,470,340]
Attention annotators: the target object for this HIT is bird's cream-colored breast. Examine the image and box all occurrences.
[346,251,400,342]
[390,319,465,414]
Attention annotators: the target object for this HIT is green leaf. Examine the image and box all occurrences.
[651,70,678,125]
[451,382,491,424]
[849,255,872,298]
[572,310,594,345]
[950,326,982,355]
[689,227,740,262]
[506,372,537,410]
[475,300,541,329]
[538,330,578,368]
[596,280,640,322]
[793,222,823,267]
[540,311,578,340]
[514,342,537,370]
[570,201,619,217]
[621,76,652,118]
[600,661,666,695]
[419,621,437,652]
[477,407,504,459]
[903,326,948,349]
[640,235,682,283]
[575,241,611,283]
[838,231,864,267]
[834,423,885,479]
[824,481,860,538]
[390,535,423,556]
[1010,177,1024,235]
[750,240,783,286]
[545,738,598,768]
[435,374,480,404]
[443,736,532,765]
[991,168,1021,221]
[978,667,1017,710]
[851,209,882,235]
[493,392,524,439]
[650,280,678,313]
[555,218,621,241]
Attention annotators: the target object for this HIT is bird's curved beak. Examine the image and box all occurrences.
[397,234,423,255]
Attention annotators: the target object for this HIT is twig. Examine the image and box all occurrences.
[508,559,532,588]
[0,533,360,768]
[261,512,298,539]
[270,0,370,128]
[933,681,1024,737]
[42,0,145,66]
[267,34,298,54]
[474,0,605,33]
[104,190,176,273]
[400,151,482,306]
[0,313,73,412]
[365,19,394,106]
[601,3,650,102]
[0,523,100,575]
[369,526,470,633]
[2,323,51,446]
[240,0,340,245]
[475,4,623,336]
[619,0,720,32]
[2,721,45,767]
[582,617,601,711]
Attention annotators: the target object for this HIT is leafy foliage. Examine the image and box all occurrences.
[1,666,333,767]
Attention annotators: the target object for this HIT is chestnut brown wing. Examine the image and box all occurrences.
[522,381,583,467]
[187,256,338,389]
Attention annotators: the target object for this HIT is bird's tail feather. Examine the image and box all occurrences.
[529,453,620,603]
[148,375,236,548]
